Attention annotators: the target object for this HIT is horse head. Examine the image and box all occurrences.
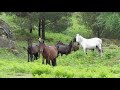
[76,34,80,42]
[38,38,45,53]
[76,34,84,43]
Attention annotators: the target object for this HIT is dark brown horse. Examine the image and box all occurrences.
[39,38,58,66]
[27,38,40,62]
[56,41,65,46]
[71,42,79,52]
[56,41,73,56]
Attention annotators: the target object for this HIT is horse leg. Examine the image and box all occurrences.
[34,54,36,60]
[35,53,38,60]
[57,52,59,57]
[32,55,34,62]
[92,49,94,52]
[47,60,50,65]
[42,57,44,64]
[36,55,37,60]
[35,54,37,60]
[52,59,57,66]
[86,49,87,54]
[30,55,33,62]
[83,47,87,54]
[46,58,49,65]
[38,50,40,58]
[28,53,30,62]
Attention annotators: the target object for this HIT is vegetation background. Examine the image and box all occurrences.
[1,12,120,78]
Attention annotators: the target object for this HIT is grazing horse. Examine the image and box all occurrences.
[56,41,73,56]
[39,38,58,66]
[76,34,103,56]
[71,43,79,52]
[27,38,40,62]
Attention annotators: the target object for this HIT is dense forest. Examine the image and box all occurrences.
[2,12,120,39]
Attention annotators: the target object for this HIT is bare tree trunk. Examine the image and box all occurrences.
[29,19,32,33]
[42,17,45,40]
[38,18,41,37]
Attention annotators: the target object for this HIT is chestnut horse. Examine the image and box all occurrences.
[39,38,58,66]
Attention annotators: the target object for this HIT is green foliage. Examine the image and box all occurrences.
[63,12,92,37]
[32,65,52,76]
[45,32,72,45]
[81,12,120,39]
[95,12,120,39]
[2,12,120,78]
[0,12,17,28]
[10,12,71,33]
[1,44,120,78]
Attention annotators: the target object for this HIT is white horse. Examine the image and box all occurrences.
[76,34,103,56]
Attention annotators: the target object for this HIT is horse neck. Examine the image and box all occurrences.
[28,43,32,49]
[41,43,46,52]
[68,42,72,51]
[79,36,85,43]
[28,39,32,47]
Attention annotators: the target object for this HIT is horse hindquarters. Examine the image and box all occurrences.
[34,53,38,60]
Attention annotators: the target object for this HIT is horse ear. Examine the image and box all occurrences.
[39,38,42,42]
[76,34,79,36]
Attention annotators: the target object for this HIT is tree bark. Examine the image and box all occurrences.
[38,18,41,37]
[29,19,32,33]
[42,17,45,39]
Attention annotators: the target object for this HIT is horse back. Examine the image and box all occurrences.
[43,46,58,60]
[31,44,39,53]
[86,38,102,44]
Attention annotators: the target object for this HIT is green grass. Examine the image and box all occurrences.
[1,38,120,78]
[1,23,120,78]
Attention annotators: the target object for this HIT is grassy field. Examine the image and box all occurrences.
[1,32,120,78]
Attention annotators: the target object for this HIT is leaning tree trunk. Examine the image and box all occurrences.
[42,17,45,40]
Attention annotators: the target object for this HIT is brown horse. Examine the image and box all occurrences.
[27,38,40,62]
[71,42,79,52]
[39,38,58,66]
